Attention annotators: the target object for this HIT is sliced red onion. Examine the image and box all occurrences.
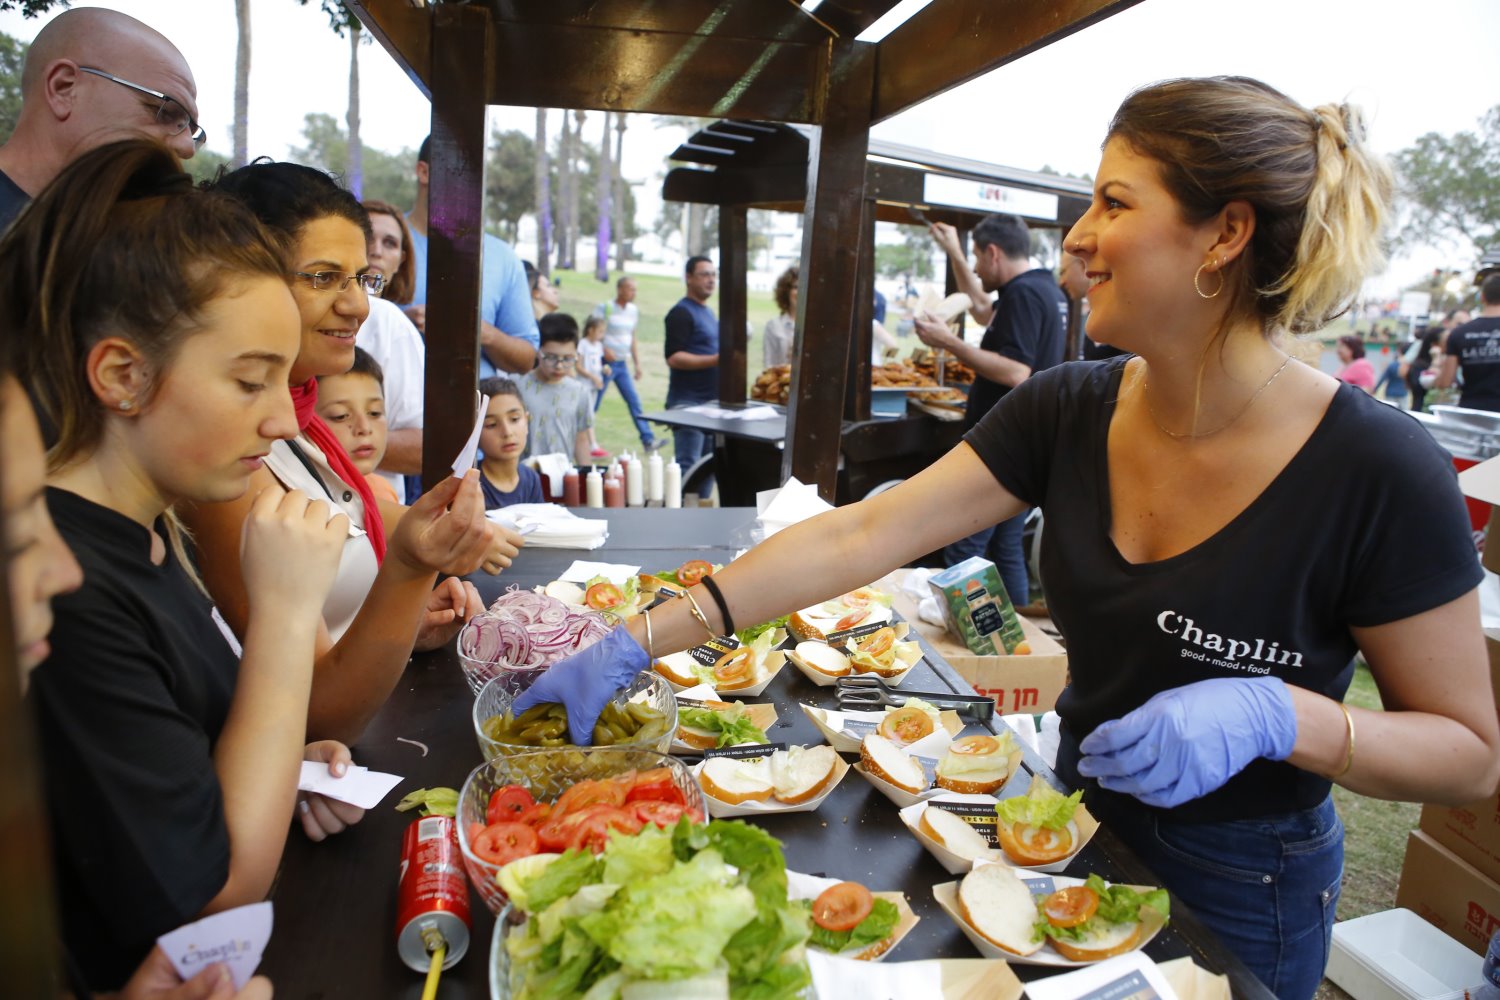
[458,587,618,682]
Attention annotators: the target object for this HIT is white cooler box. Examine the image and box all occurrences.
[1326,908,1484,1000]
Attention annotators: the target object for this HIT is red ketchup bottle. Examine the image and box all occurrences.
[562,470,581,506]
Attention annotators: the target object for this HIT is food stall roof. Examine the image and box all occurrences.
[663,120,1094,228]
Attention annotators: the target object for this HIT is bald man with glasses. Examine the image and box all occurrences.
[0,7,202,229]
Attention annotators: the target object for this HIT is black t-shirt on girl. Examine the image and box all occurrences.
[965,358,1482,822]
[30,488,238,989]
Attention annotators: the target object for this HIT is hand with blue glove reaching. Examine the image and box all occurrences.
[1076,676,1298,809]
[509,626,651,746]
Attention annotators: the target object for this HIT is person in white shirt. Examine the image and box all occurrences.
[591,276,660,451]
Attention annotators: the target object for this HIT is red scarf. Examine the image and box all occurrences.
[289,379,386,564]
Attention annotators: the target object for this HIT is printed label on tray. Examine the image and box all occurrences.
[686,635,740,667]
[824,619,894,645]
[703,742,785,761]
[913,755,942,788]
[840,718,879,740]
[1021,875,1057,897]
[934,800,1000,846]
[1073,970,1160,1000]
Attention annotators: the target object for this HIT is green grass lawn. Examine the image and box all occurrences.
[550,268,781,461]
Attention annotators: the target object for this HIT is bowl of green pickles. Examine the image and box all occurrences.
[472,669,677,760]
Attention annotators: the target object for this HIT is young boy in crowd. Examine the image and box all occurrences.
[517,313,596,467]
[315,348,398,504]
[477,376,544,509]
[577,314,609,458]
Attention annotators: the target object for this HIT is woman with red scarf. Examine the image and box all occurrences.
[186,161,509,745]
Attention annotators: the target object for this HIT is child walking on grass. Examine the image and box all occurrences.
[578,314,609,458]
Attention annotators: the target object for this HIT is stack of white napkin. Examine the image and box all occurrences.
[488,503,608,550]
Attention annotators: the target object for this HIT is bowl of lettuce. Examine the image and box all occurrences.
[489,819,813,1000]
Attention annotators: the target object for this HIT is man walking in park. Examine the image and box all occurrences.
[663,256,720,484]
[1437,274,1500,412]
[592,276,660,452]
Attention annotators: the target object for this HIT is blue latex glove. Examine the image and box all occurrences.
[509,627,650,746]
[1075,676,1297,808]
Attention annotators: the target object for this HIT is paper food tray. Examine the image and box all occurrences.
[784,625,923,688]
[654,637,788,699]
[786,870,919,963]
[933,864,1167,967]
[857,740,1022,810]
[670,697,780,756]
[691,753,850,818]
[807,952,1023,1000]
[900,775,1099,874]
[800,703,963,754]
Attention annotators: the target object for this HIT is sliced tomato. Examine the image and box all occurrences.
[712,647,755,686]
[685,806,705,823]
[514,801,552,827]
[625,769,687,807]
[835,608,870,631]
[471,821,540,867]
[840,589,874,609]
[536,815,573,853]
[677,560,713,587]
[877,706,935,745]
[554,777,629,817]
[632,800,687,828]
[585,581,625,610]
[486,785,537,826]
[858,626,895,658]
[811,882,874,932]
[949,735,1000,756]
[566,806,643,853]
[466,821,486,844]
[1044,885,1099,928]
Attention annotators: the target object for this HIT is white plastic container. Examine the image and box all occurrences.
[1326,908,1483,1000]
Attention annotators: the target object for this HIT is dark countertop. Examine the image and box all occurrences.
[260,508,1272,999]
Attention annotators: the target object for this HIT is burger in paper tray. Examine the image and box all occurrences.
[901,776,1099,875]
[787,588,895,641]
[934,860,1169,966]
[856,726,1025,809]
[801,697,964,754]
[786,621,924,686]
[653,622,788,698]
[671,686,780,754]
[786,870,919,962]
[691,742,850,818]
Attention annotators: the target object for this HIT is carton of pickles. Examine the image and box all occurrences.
[928,557,1027,655]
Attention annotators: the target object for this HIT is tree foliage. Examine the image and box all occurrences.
[289,112,415,208]
[0,1,68,16]
[184,147,231,184]
[487,127,533,242]
[1391,106,1500,259]
[875,225,935,280]
[0,30,26,142]
[295,0,361,35]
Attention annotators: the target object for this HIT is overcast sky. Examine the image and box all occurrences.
[4,0,1495,295]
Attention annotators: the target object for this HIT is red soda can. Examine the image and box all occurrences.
[395,814,471,972]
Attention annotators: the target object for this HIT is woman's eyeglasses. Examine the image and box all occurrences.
[294,271,386,294]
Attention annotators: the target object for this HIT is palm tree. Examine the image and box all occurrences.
[345,19,361,197]
[567,109,585,269]
[535,107,551,275]
[233,0,250,167]
[595,110,612,282]
[613,113,628,271]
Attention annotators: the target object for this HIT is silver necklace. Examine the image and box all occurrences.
[1142,354,1292,440]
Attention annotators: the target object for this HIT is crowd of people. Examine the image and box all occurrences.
[2,8,1498,1000]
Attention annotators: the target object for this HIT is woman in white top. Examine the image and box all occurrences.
[186,162,512,745]
[763,265,797,368]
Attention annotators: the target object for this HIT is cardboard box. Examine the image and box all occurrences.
[1420,790,1500,885]
[879,571,1069,715]
[1395,829,1500,956]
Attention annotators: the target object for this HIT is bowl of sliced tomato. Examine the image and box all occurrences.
[472,669,677,760]
[457,748,706,913]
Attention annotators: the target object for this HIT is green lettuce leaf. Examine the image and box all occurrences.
[736,616,789,646]
[995,784,1083,831]
[602,822,676,885]
[393,786,459,818]
[678,703,769,748]
[801,897,899,953]
[521,849,604,913]
[1032,874,1170,944]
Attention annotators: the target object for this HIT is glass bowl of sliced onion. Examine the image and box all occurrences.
[457,587,615,696]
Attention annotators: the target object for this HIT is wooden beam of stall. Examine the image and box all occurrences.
[784,39,875,501]
[719,206,749,405]
[871,0,1144,124]
[421,4,490,488]
[844,198,876,422]
[487,25,824,122]
[348,0,431,98]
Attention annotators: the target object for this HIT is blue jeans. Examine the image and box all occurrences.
[665,397,715,494]
[1084,786,1343,1000]
[598,360,657,447]
[945,509,1030,606]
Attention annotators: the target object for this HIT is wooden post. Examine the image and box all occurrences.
[785,39,875,500]
[718,205,749,404]
[844,197,876,421]
[421,4,490,488]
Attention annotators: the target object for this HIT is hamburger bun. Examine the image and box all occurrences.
[699,756,774,805]
[934,734,1011,794]
[654,653,703,688]
[1047,917,1144,963]
[956,864,1043,957]
[859,734,926,794]
[788,641,850,679]
[998,819,1079,867]
[675,723,721,751]
[918,806,992,863]
[770,745,838,804]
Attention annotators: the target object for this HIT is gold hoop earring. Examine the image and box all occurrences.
[1194,261,1224,300]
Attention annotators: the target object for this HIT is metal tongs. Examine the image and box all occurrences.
[834,676,995,724]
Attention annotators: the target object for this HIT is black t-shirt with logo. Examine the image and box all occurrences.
[1448,316,1500,412]
[964,268,1069,428]
[965,358,1482,821]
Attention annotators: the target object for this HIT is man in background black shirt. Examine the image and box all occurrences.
[1437,274,1500,411]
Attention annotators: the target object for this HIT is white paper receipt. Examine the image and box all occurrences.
[450,391,489,478]
[297,761,405,810]
[157,901,273,990]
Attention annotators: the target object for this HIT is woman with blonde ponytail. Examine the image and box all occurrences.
[528,76,1498,998]
[4,139,366,992]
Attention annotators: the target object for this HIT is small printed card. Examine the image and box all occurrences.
[297,761,404,809]
[449,391,489,478]
[1021,950,1177,1000]
[157,901,272,990]
[559,561,641,585]
[703,742,786,761]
